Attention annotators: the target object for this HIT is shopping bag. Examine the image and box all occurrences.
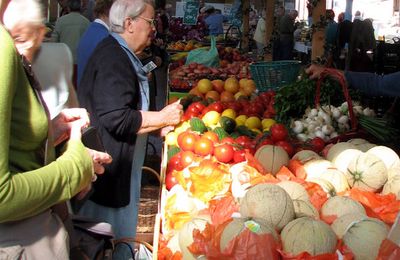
[185,35,219,67]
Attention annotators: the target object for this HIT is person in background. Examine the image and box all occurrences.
[273,6,285,60]
[0,0,111,258]
[82,0,96,21]
[52,0,90,87]
[253,10,266,60]
[306,64,400,97]
[325,9,339,66]
[353,10,363,21]
[278,9,298,60]
[77,0,183,257]
[336,12,352,70]
[77,0,113,86]
[204,5,227,36]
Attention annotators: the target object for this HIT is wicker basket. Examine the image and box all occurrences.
[137,166,160,234]
[249,60,301,92]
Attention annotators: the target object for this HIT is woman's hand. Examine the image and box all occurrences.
[305,64,326,79]
[51,108,90,145]
[160,100,183,126]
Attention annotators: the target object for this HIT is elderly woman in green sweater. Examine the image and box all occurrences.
[0,0,112,258]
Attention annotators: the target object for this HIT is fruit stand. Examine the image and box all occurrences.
[148,40,400,259]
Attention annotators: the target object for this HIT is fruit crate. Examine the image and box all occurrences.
[249,60,301,92]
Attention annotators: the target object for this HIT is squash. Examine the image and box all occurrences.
[292,199,319,219]
[331,148,363,173]
[276,181,310,201]
[382,170,400,199]
[254,145,289,175]
[319,168,350,193]
[304,159,334,180]
[179,215,211,260]
[307,177,337,197]
[367,145,400,169]
[321,196,366,223]
[281,217,337,256]
[240,183,295,231]
[342,217,389,260]
[220,217,278,253]
[345,153,388,192]
[326,142,357,161]
[331,212,367,239]
[292,150,321,163]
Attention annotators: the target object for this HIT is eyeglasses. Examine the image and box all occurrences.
[137,16,157,27]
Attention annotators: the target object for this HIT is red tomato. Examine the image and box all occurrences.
[194,137,214,156]
[235,135,253,149]
[275,140,295,157]
[213,143,234,163]
[208,102,224,113]
[192,101,206,111]
[270,123,288,142]
[233,149,246,163]
[220,136,235,144]
[202,131,219,143]
[177,132,199,151]
[310,137,325,153]
[180,151,196,168]
[187,103,201,114]
[167,153,183,172]
[165,172,178,190]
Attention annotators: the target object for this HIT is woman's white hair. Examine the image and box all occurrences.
[109,0,154,33]
[3,0,44,30]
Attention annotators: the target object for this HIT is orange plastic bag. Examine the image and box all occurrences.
[349,188,400,224]
[157,236,183,260]
[377,239,400,260]
[208,195,239,227]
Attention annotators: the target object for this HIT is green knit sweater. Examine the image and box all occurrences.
[0,25,93,223]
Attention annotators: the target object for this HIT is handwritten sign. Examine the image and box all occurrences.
[183,1,199,25]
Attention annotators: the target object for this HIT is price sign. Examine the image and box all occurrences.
[183,1,199,25]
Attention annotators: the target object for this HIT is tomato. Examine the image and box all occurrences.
[165,172,178,190]
[310,137,325,153]
[213,143,234,163]
[194,137,214,156]
[208,102,224,113]
[233,149,246,163]
[177,131,199,151]
[180,151,196,168]
[235,135,253,149]
[275,140,295,157]
[270,123,288,142]
[192,101,206,111]
[202,131,219,143]
[220,136,235,144]
[167,153,183,172]
[187,104,201,114]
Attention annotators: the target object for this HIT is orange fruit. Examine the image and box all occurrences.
[241,83,256,96]
[239,78,249,89]
[224,77,240,94]
[205,90,220,101]
[220,91,235,102]
[211,79,225,93]
[197,79,213,94]
[189,87,204,98]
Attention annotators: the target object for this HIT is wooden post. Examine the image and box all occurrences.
[264,0,275,61]
[311,0,326,61]
[241,0,250,53]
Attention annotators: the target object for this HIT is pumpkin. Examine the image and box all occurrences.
[220,217,278,252]
[319,168,350,193]
[293,199,319,219]
[331,148,363,173]
[342,217,389,260]
[254,145,289,175]
[307,177,337,197]
[326,142,357,161]
[281,217,337,256]
[367,145,400,169]
[304,159,334,180]
[321,196,366,222]
[345,153,388,192]
[331,212,367,239]
[276,181,310,201]
[292,150,321,163]
[240,183,295,231]
[382,171,400,199]
[178,215,211,260]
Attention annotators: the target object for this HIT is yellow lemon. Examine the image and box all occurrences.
[245,116,262,130]
[235,115,248,126]
[202,111,221,127]
[165,131,178,146]
[221,108,237,119]
[261,118,276,131]
[174,121,190,134]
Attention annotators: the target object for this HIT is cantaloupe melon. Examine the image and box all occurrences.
[281,217,337,256]
[367,145,400,169]
[240,183,295,231]
[347,138,369,146]
[347,138,375,152]
[292,150,321,163]
[345,153,388,192]
[326,142,357,161]
[319,168,350,193]
[307,177,337,197]
[342,217,389,260]
[331,149,363,173]
[179,215,211,260]
[276,181,309,201]
[304,159,334,180]
[382,171,400,199]
[254,145,289,175]
[321,196,366,222]
[292,199,319,219]
[331,212,367,238]
[387,166,400,180]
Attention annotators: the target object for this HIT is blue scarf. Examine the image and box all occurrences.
[111,32,149,111]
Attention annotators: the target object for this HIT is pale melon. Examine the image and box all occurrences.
[292,150,321,163]
[319,168,350,193]
[304,159,334,180]
[331,212,367,239]
[292,199,319,219]
[382,171,400,199]
[321,196,366,222]
[367,145,400,169]
[179,215,211,260]
[326,142,357,161]
[276,181,310,201]
[331,148,363,173]
[254,145,289,175]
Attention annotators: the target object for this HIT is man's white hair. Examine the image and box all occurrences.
[3,0,44,30]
